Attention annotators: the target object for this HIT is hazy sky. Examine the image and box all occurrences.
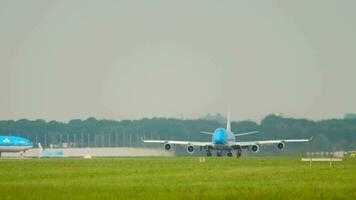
[1,0,355,122]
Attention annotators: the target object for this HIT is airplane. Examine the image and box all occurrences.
[0,136,34,157]
[38,143,64,157]
[143,110,312,157]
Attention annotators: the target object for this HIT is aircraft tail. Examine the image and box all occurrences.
[38,143,44,153]
[226,106,231,133]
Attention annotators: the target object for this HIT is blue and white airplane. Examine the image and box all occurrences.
[38,143,64,157]
[0,136,34,157]
[143,110,312,157]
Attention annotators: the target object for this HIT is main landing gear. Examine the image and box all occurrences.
[236,149,242,158]
[216,151,223,157]
[204,148,241,158]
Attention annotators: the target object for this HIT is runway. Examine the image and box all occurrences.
[1,147,173,158]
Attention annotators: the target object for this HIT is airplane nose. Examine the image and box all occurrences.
[214,133,226,144]
[215,138,223,143]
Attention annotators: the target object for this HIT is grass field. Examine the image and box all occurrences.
[0,157,355,200]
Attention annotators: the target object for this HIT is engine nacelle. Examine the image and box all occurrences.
[277,142,285,150]
[164,143,172,151]
[251,144,260,153]
[187,145,194,154]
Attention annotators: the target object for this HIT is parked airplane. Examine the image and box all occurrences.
[143,110,312,157]
[38,143,64,157]
[0,136,33,157]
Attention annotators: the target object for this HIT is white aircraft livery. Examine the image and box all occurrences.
[143,110,312,157]
[0,136,33,157]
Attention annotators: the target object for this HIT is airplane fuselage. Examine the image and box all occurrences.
[0,136,33,153]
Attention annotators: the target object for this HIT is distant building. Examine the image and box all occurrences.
[344,113,356,119]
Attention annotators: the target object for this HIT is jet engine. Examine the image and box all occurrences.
[187,145,194,154]
[276,142,285,150]
[164,143,172,151]
[251,144,260,153]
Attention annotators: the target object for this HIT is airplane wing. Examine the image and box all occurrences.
[143,139,212,147]
[236,137,313,147]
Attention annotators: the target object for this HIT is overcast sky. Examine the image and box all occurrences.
[1,0,355,122]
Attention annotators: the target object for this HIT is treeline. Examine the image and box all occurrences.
[0,115,355,153]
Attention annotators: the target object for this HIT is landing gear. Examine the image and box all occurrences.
[227,151,233,157]
[216,151,223,157]
[236,150,242,158]
[207,150,212,157]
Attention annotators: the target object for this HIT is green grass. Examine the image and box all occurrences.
[0,157,356,200]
